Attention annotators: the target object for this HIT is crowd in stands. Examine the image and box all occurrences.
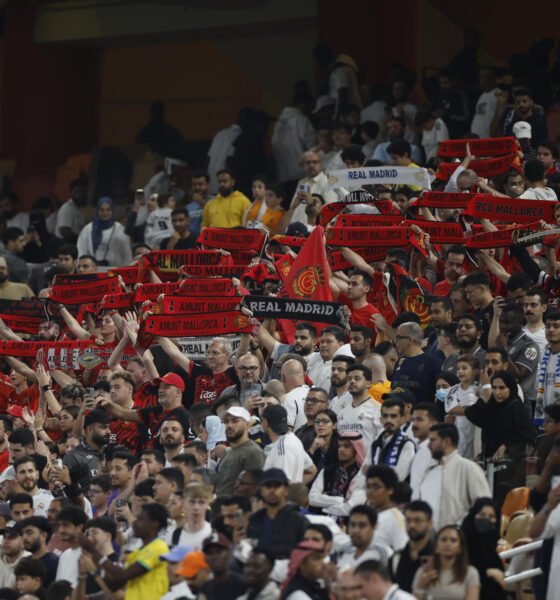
[2,38,560,600]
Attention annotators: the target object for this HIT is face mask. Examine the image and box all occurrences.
[435,389,449,402]
[473,517,496,534]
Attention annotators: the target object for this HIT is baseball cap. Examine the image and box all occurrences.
[202,532,230,552]
[260,468,289,486]
[224,406,251,423]
[7,405,24,418]
[286,222,309,238]
[177,550,209,578]
[160,545,193,563]
[382,387,415,405]
[0,466,15,484]
[313,94,335,114]
[84,409,112,429]
[156,373,185,392]
[4,525,20,538]
[261,404,288,434]
[513,121,532,139]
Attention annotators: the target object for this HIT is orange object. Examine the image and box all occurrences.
[501,487,530,520]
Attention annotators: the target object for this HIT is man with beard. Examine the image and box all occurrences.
[63,410,111,493]
[246,468,308,560]
[108,370,143,453]
[14,457,53,518]
[349,326,373,364]
[237,549,278,600]
[20,516,58,587]
[449,284,470,321]
[295,388,329,451]
[499,88,548,145]
[0,316,60,345]
[215,407,265,498]
[289,151,337,224]
[463,270,494,349]
[523,288,547,353]
[418,423,490,529]
[442,314,485,375]
[0,256,33,300]
[367,399,415,481]
[330,356,354,413]
[279,192,325,234]
[433,247,466,298]
[409,403,439,498]
[201,169,250,229]
[160,417,186,466]
[220,353,263,407]
[108,451,136,508]
[158,335,238,408]
[388,500,434,593]
[338,365,382,449]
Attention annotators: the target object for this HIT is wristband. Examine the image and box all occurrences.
[41,385,51,393]
[481,384,492,390]
[99,556,108,566]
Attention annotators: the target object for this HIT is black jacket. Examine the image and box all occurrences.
[247,503,308,560]
[465,396,534,457]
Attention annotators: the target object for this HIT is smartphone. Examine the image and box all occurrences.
[235,508,244,525]
[53,459,63,469]
[85,387,95,402]
[136,189,144,200]
[116,498,127,522]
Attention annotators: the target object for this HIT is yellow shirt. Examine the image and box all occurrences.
[368,380,391,404]
[244,201,285,233]
[395,162,421,192]
[202,190,251,229]
[124,538,169,600]
[0,282,34,300]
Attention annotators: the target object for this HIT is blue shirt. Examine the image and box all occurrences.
[391,352,440,405]
[373,141,423,164]
[185,200,204,238]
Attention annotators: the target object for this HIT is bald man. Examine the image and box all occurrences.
[363,354,391,405]
[0,256,33,300]
[281,358,310,430]
[219,353,263,408]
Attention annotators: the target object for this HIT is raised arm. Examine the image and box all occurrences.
[0,318,23,341]
[156,336,191,373]
[58,306,91,340]
[5,356,37,383]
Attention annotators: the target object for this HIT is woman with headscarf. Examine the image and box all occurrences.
[461,497,507,600]
[309,431,366,515]
[77,197,132,267]
[280,540,330,600]
[465,369,534,501]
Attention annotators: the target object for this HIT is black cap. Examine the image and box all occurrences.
[84,409,112,428]
[382,386,415,405]
[260,468,289,486]
[286,222,309,238]
[261,405,289,434]
[4,525,20,538]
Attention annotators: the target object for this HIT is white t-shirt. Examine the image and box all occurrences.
[544,351,560,407]
[307,353,332,391]
[56,546,82,588]
[264,432,313,482]
[330,390,351,415]
[519,187,558,201]
[418,464,443,529]
[145,207,174,248]
[360,100,387,127]
[32,488,54,517]
[284,385,309,431]
[445,384,478,459]
[337,397,382,449]
[410,438,434,498]
[422,118,449,162]
[524,325,547,355]
[176,521,212,550]
[207,124,242,194]
[374,507,409,551]
[55,199,85,238]
[471,88,500,138]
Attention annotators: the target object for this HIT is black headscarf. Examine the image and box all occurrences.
[490,370,519,405]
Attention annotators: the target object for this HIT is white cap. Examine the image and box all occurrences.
[224,406,251,423]
[0,466,15,484]
[313,95,335,114]
[513,121,532,139]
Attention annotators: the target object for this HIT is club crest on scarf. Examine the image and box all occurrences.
[291,266,326,298]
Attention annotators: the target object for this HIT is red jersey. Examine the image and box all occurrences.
[0,382,39,414]
[338,292,379,332]
[134,381,159,410]
[433,279,452,297]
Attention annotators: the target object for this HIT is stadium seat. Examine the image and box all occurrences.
[501,487,530,521]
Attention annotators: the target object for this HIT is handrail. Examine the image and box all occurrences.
[499,539,543,559]
[505,568,542,584]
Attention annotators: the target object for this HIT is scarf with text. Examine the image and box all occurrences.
[197,227,265,251]
[327,166,431,190]
[437,137,517,157]
[335,213,403,227]
[462,194,556,223]
[410,191,472,208]
[329,248,386,271]
[465,222,542,248]
[319,190,397,226]
[49,275,122,304]
[241,295,348,326]
[138,249,231,281]
[436,154,520,179]
[35,343,136,371]
[179,264,247,279]
[325,226,410,247]
[154,295,243,314]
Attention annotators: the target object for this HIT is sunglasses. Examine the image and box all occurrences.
[314,418,332,424]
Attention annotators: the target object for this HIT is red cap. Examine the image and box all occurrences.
[7,405,24,418]
[156,373,185,392]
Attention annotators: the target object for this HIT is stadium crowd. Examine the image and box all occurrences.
[1,40,560,600]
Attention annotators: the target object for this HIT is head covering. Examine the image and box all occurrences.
[84,409,112,428]
[177,550,209,578]
[513,121,532,139]
[92,197,115,252]
[160,545,193,563]
[339,431,366,467]
[224,406,251,422]
[204,415,226,450]
[461,497,500,574]
[262,404,289,434]
[202,532,230,552]
[261,468,289,486]
[490,370,518,404]
[156,372,185,392]
[7,405,24,418]
[281,540,324,592]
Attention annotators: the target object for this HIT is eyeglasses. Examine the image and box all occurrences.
[395,335,411,340]
[238,366,259,372]
[305,397,327,404]
[314,418,332,424]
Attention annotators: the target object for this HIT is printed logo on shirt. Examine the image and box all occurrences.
[525,347,538,361]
